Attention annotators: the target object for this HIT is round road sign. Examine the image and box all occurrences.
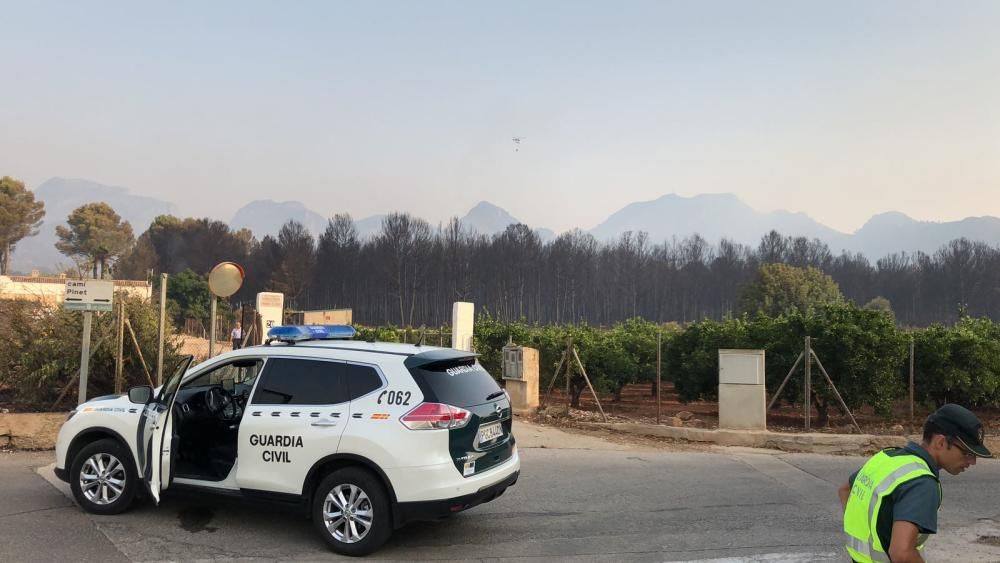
[208,262,245,298]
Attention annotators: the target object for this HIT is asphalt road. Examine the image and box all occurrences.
[0,450,128,563]
[4,429,1000,562]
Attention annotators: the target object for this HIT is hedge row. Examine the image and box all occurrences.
[0,296,183,409]
[5,299,998,417]
[464,305,1000,416]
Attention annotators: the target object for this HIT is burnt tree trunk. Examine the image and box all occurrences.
[814,395,830,427]
[570,379,585,408]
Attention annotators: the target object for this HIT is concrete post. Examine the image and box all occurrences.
[503,346,539,415]
[451,302,474,351]
[718,349,766,430]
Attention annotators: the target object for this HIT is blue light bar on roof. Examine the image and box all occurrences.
[266,324,357,343]
[305,325,357,339]
[266,326,311,342]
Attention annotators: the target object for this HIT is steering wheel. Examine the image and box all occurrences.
[205,387,238,422]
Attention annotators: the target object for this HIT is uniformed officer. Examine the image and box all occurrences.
[838,404,992,563]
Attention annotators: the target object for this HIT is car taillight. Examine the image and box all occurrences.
[400,402,472,430]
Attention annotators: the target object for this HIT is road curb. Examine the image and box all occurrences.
[0,413,64,450]
[590,422,909,455]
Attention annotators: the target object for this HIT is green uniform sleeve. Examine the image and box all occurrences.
[890,475,938,534]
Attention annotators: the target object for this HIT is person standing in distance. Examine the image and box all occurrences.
[231,321,242,350]
[839,404,992,562]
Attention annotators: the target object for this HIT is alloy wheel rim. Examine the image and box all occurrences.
[79,453,126,505]
[323,484,373,543]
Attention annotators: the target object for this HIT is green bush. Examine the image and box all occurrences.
[911,317,1000,408]
[667,304,906,418]
[353,308,1000,418]
[783,304,906,418]
[666,317,750,402]
[472,315,671,406]
[353,324,402,343]
[0,295,181,410]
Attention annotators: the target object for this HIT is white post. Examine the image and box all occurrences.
[78,311,93,405]
[256,292,284,337]
[451,302,474,351]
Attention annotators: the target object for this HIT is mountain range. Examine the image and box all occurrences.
[11,178,177,274]
[591,193,1000,259]
[11,177,1000,273]
[230,199,554,241]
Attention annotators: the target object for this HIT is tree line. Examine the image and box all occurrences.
[117,212,1000,328]
[3,173,1000,327]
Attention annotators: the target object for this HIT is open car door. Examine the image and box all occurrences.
[138,355,192,504]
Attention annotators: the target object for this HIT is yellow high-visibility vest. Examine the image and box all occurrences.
[843,450,940,562]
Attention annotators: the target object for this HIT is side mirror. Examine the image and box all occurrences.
[128,385,153,404]
[221,378,235,393]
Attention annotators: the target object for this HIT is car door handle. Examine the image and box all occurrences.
[311,419,338,427]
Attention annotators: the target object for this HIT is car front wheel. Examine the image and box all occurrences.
[312,467,392,556]
[69,438,139,515]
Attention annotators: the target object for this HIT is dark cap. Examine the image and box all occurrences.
[927,404,992,458]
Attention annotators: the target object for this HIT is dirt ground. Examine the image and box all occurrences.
[542,383,1000,438]
[519,410,717,452]
[176,335,232,359]
[513,416,711,452]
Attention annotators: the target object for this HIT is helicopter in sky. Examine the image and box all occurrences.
[512,137,525,152]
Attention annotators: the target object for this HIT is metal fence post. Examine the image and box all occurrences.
[565,337,573,410]
[78,311,93,405]
[804,336,811,431]
[115,301,125,393]
[656,330,662,425]
[209,297,217,358]
[909,337,915,432]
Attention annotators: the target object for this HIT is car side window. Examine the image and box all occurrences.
[250,358,348,405]
[344,363,383,400]
[185,359,263,389]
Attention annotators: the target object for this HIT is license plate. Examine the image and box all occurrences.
[478,422,503,445]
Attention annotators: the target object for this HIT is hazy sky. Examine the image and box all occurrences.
[2,1,999,234]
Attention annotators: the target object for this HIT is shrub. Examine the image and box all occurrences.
[910,316,1000,408]
[0,295,181,410]
[667,303,906,418]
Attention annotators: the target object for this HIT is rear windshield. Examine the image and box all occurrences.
[407,358,502,407]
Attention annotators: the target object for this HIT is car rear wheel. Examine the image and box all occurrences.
[312,467,392,556]
[69,438,138,515]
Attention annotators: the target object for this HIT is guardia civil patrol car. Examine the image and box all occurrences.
[54,325,519,556]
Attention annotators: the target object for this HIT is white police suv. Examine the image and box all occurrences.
[54,325,519,556]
